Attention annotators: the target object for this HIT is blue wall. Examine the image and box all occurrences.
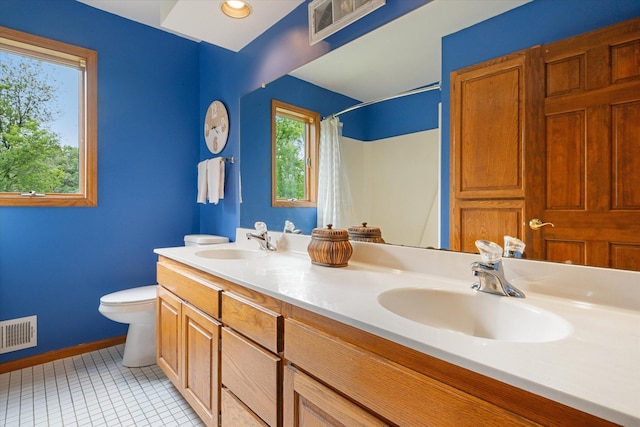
[0,0,431,363]
[239,75,357,233]
[198,43,243,240]
[0,0,202,363]
[239,74,441,234]
[3,0,638,363]
[439,0,640,247]
[342,86,440,141]
[208,0,432,238]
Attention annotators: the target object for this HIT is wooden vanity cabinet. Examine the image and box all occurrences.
[283,309,618,427]
[284,318,540,427]
[157,257,617,427]
[221,291,283,427]
[156,261,222,427]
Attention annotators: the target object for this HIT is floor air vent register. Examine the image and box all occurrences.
[0,315,37,354]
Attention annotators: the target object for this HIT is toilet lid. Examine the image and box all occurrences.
[100,285,157,306]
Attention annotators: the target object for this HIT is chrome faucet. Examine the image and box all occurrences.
[246,222,276,251]
[470,240,525,298]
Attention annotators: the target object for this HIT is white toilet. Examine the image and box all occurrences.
[98,285,157,367]
[98,234,229,368]
[184,234,229,246]
[99,235,228,367]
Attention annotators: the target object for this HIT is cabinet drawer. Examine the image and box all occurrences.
[221,386,268,427]
[284,365,388,427]
[221,327,281,427]
[222,292,282,353]
[157,262,221,318]
[285,319,538,427]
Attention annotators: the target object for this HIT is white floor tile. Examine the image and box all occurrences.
[0,345,205,426]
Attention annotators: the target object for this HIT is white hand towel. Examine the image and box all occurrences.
[197,160,208,204]
[207,157,225,205]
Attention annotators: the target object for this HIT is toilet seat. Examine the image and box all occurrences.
[100,285,157,306]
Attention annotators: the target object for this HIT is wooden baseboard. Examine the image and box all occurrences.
[0,335,127,374]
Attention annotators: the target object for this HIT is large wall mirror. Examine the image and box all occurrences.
[240,0,525,243]
[239,0,640,271]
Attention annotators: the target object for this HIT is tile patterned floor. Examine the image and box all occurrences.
[0,344,204,426]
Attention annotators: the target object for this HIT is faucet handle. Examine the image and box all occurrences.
[284,220,295,233]
[475,240,502,264]
[283,220,302,234]
[254,221,267,232]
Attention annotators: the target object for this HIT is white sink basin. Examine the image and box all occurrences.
[378,288,572,343]
[195,249,267,260]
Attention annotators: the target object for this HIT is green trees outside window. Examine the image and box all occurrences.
[275,114,306,201]
[271,100,319,207]
[0,54,80,194]
[0,26,97,207]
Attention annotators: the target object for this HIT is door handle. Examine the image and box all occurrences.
[529,218,555,230]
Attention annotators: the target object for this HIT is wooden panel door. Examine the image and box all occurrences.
[156,286,181,387]
[182,303,221,427]
[450,48,543,254]
[451,17,640,270]
[528,17,640,269]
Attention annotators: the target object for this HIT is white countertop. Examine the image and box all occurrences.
[155,229,640,426]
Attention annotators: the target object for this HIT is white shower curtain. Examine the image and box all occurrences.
[317,116,355,229]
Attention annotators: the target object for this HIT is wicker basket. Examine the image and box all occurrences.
[348,222,385,243]
[307,224,353,267]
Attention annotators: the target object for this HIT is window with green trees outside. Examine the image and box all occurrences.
[272,100,319,207]
[0,26,97,207]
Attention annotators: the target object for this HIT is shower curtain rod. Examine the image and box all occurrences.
[327,83,441,119]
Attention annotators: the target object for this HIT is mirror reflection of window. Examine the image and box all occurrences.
[271,100,319,207]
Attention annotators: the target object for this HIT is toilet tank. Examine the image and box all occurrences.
[184,234,229,246]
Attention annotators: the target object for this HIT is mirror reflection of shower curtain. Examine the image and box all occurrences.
[317,116,355,229]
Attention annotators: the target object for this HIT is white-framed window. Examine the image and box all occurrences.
[0,26,97,207]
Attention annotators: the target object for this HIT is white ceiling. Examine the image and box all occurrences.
[76,0,305,52]
[77,0,530,100]
[290,0,531,101]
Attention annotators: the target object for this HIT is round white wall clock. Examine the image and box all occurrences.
[203,100,229,154]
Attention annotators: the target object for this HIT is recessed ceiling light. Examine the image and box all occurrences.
[221,1,252,19]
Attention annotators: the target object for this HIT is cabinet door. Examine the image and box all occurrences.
[182,303,221,427]
[157,286,181,386]
[284,365,388,427]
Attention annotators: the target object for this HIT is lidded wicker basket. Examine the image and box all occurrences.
[307,224,353,267]
[348,222,385,243]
